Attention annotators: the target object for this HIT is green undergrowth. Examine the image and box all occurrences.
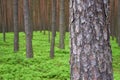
[110,37,120,80]
[0,31,120,80]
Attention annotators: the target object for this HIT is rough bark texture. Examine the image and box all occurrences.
[13,0,19,52]
[50,0,56,58]
[23,0,33,58]
[69,0,113,80]
[59,0,65,49]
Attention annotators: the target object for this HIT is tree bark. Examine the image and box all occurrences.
[47,0,51,43]
[118,0,120,46]
[23,0,33,58]
[50,0,56,58]
[59,0,65,49]
[1,0,6,42]
[69,0,113,80]
[13,0,19,52]
[114,0,118,43]
[110,0,115,40]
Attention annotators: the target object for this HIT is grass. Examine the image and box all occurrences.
[0,31,120,80]
[111,37,120,80]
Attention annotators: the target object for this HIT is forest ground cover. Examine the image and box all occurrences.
[0,31,120,80]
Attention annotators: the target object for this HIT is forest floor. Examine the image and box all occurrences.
[0,31,120,80]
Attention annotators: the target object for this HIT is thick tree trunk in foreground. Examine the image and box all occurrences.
[50,0,56,58]
[13,0,19,52]
[23,0,33,58]
[69,0,113,80]
[59,0,65,49]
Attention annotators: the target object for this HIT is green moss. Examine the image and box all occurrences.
[0,32,120,80]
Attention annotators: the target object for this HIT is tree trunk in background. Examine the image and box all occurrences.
[1,0,6,42]
[69,0,113,80]
[118,0,120,46]
[47,0,51,43]
[59,0,65,49]
[43,0,46,35]
[13,0,19,52]
[38,0,40,29]
[0,0,2,32]
[23,0,33,58]
[114,0,118,43]
[39,0,44,32]
[110,0,115,40]
[40,0,46,34]
[30,0,33,33]
[115,0,119,44]
[65,0,69,32]
[50,0,56,58]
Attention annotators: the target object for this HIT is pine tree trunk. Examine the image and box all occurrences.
[59,0,65,49]
[114,1,118,43]
[69,0,113,80]
[118,0,120,46]
[47,0,51,43]
[0,0,2,33]
[50,0,56,58]
[23,0,33,58]
[110,0,115,40]
[13,0,19,52]
[1,0,6,42]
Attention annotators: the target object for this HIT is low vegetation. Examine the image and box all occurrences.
[0,31,120,80]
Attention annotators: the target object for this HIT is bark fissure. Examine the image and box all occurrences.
[70,0,113,80]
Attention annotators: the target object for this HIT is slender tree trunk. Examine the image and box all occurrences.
[30,0,33,32]
[0,0,2,32]
[40,0,44,32]
[50,0,56,58]
[23,0,33,58]
[114,1,118,43]
[59,0,65,49]
[4,0,7,31]
[118,0,120,46]
[69,0,113,80]
[1,0,6,42]
[47,0,51,43]
[13,0,19,52]
[38,0,41,30]
[110,0,115,40]
[43,0,46,35]
[38,0,43,32]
